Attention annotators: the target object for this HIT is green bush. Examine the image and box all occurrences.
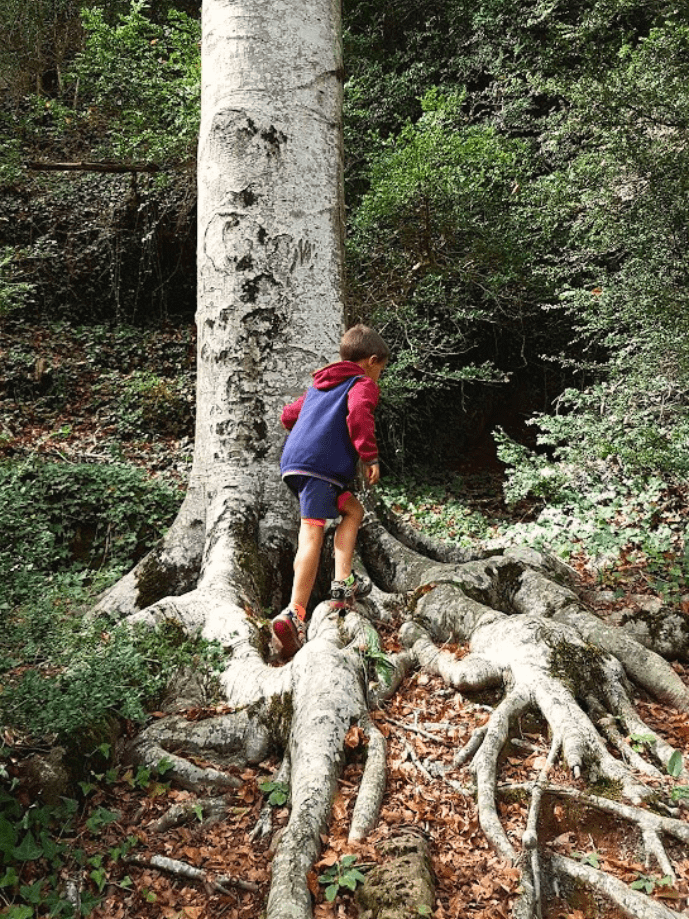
[1,615,222,740]
[0,457,180,608]
[105,369,194,439]
[0,457,221,742]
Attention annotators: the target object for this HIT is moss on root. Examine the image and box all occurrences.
[356,832,435,919]
[548,636,607,703]
[259,693,293,748]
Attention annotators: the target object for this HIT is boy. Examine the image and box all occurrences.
[272,324,389,658]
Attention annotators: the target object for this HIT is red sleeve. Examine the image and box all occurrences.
[347,377,380,463]
[281,393,306,430]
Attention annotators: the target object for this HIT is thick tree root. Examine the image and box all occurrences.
[103,502,688,919]
[266,602,370,919]
[349,713,387,843]
[550,854,681,919]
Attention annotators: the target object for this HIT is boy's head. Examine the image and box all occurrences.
[340,324,390,364]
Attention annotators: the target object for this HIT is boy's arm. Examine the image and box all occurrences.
[347,377,380,467]
[281,393,306,430]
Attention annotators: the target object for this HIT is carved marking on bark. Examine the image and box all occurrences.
[290,238,317,272]
[204,210,246,273]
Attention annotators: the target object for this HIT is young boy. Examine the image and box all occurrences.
[272,324,389,658]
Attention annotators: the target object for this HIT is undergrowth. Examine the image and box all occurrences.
[0,456,222,742]
[379,465,689,603]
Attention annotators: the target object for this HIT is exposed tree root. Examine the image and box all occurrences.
[550,854,681,919]
[97,506,689,919]
[349,712,387,842]
[151,796,227,833]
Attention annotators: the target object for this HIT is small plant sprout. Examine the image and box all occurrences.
[628,732,655,753]
[259,780,289,807]
[630,873,674,895]
[574,850,601,869]
[318,855,366,901]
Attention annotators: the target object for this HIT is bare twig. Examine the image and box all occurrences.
[28,160,162,174]
[126,854,259,894]
[382,715,453,746]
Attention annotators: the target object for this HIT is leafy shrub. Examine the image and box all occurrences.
[379,468,687,595]
[107,370,194,439]
[0,457,180,608]
[67,0,201,163]
[0,456,220,742]
[0,248,34,317]
[0,614,222,740]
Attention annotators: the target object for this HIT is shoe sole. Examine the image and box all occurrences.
[273,620,302,658]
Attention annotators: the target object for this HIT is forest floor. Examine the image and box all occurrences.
[2,319,689,918]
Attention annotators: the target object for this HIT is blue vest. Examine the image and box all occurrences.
[280,377,362,488]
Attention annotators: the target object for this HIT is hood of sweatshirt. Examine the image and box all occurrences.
[312,360,367,390]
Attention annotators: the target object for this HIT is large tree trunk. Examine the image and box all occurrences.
[95,3,689,918]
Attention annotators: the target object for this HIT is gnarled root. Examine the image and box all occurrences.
[550,854,681,919]
[266,602,371,919]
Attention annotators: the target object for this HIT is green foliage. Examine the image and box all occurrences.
[0,457,180,608]
[357,623,395,688]
[630,873,674,895]
[0,249,35,317]
[0,771,141,918]
[380,469,687,599]
[318,855,366,902]
[345,0,689,483]
[259,780,289,807]
[67,0,201,163]
[574,850,601,869]
[629,733,656,753]
[1,613,221,741]
[0,456,223,741]
[97,369,194,439]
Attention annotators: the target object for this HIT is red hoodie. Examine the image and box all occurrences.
[281,360,379,465]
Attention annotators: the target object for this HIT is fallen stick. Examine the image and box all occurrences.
[383,715,453,746]
[125,854,259,894]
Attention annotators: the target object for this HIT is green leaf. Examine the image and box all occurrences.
[0,817,17,857]
[0,866,19,888]
[340,874,357,891]
[667,750,683,777]
[318,869,337,884]
[20,879,44,903]
[325,883,339,902]
[13,830,43,861]
[6,905,33,919]
[339,854,357,867]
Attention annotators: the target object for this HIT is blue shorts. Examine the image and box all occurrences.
[284,474,351,522]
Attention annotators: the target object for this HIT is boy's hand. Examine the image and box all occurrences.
[365,462,380,486]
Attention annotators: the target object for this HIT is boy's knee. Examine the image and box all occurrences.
[341,495,364,524]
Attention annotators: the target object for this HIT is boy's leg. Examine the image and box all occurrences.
[291,519,325,609]
[333,493,363,581]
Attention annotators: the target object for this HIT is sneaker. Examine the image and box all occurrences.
[330,571,372,602]
[272,606,307,658]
